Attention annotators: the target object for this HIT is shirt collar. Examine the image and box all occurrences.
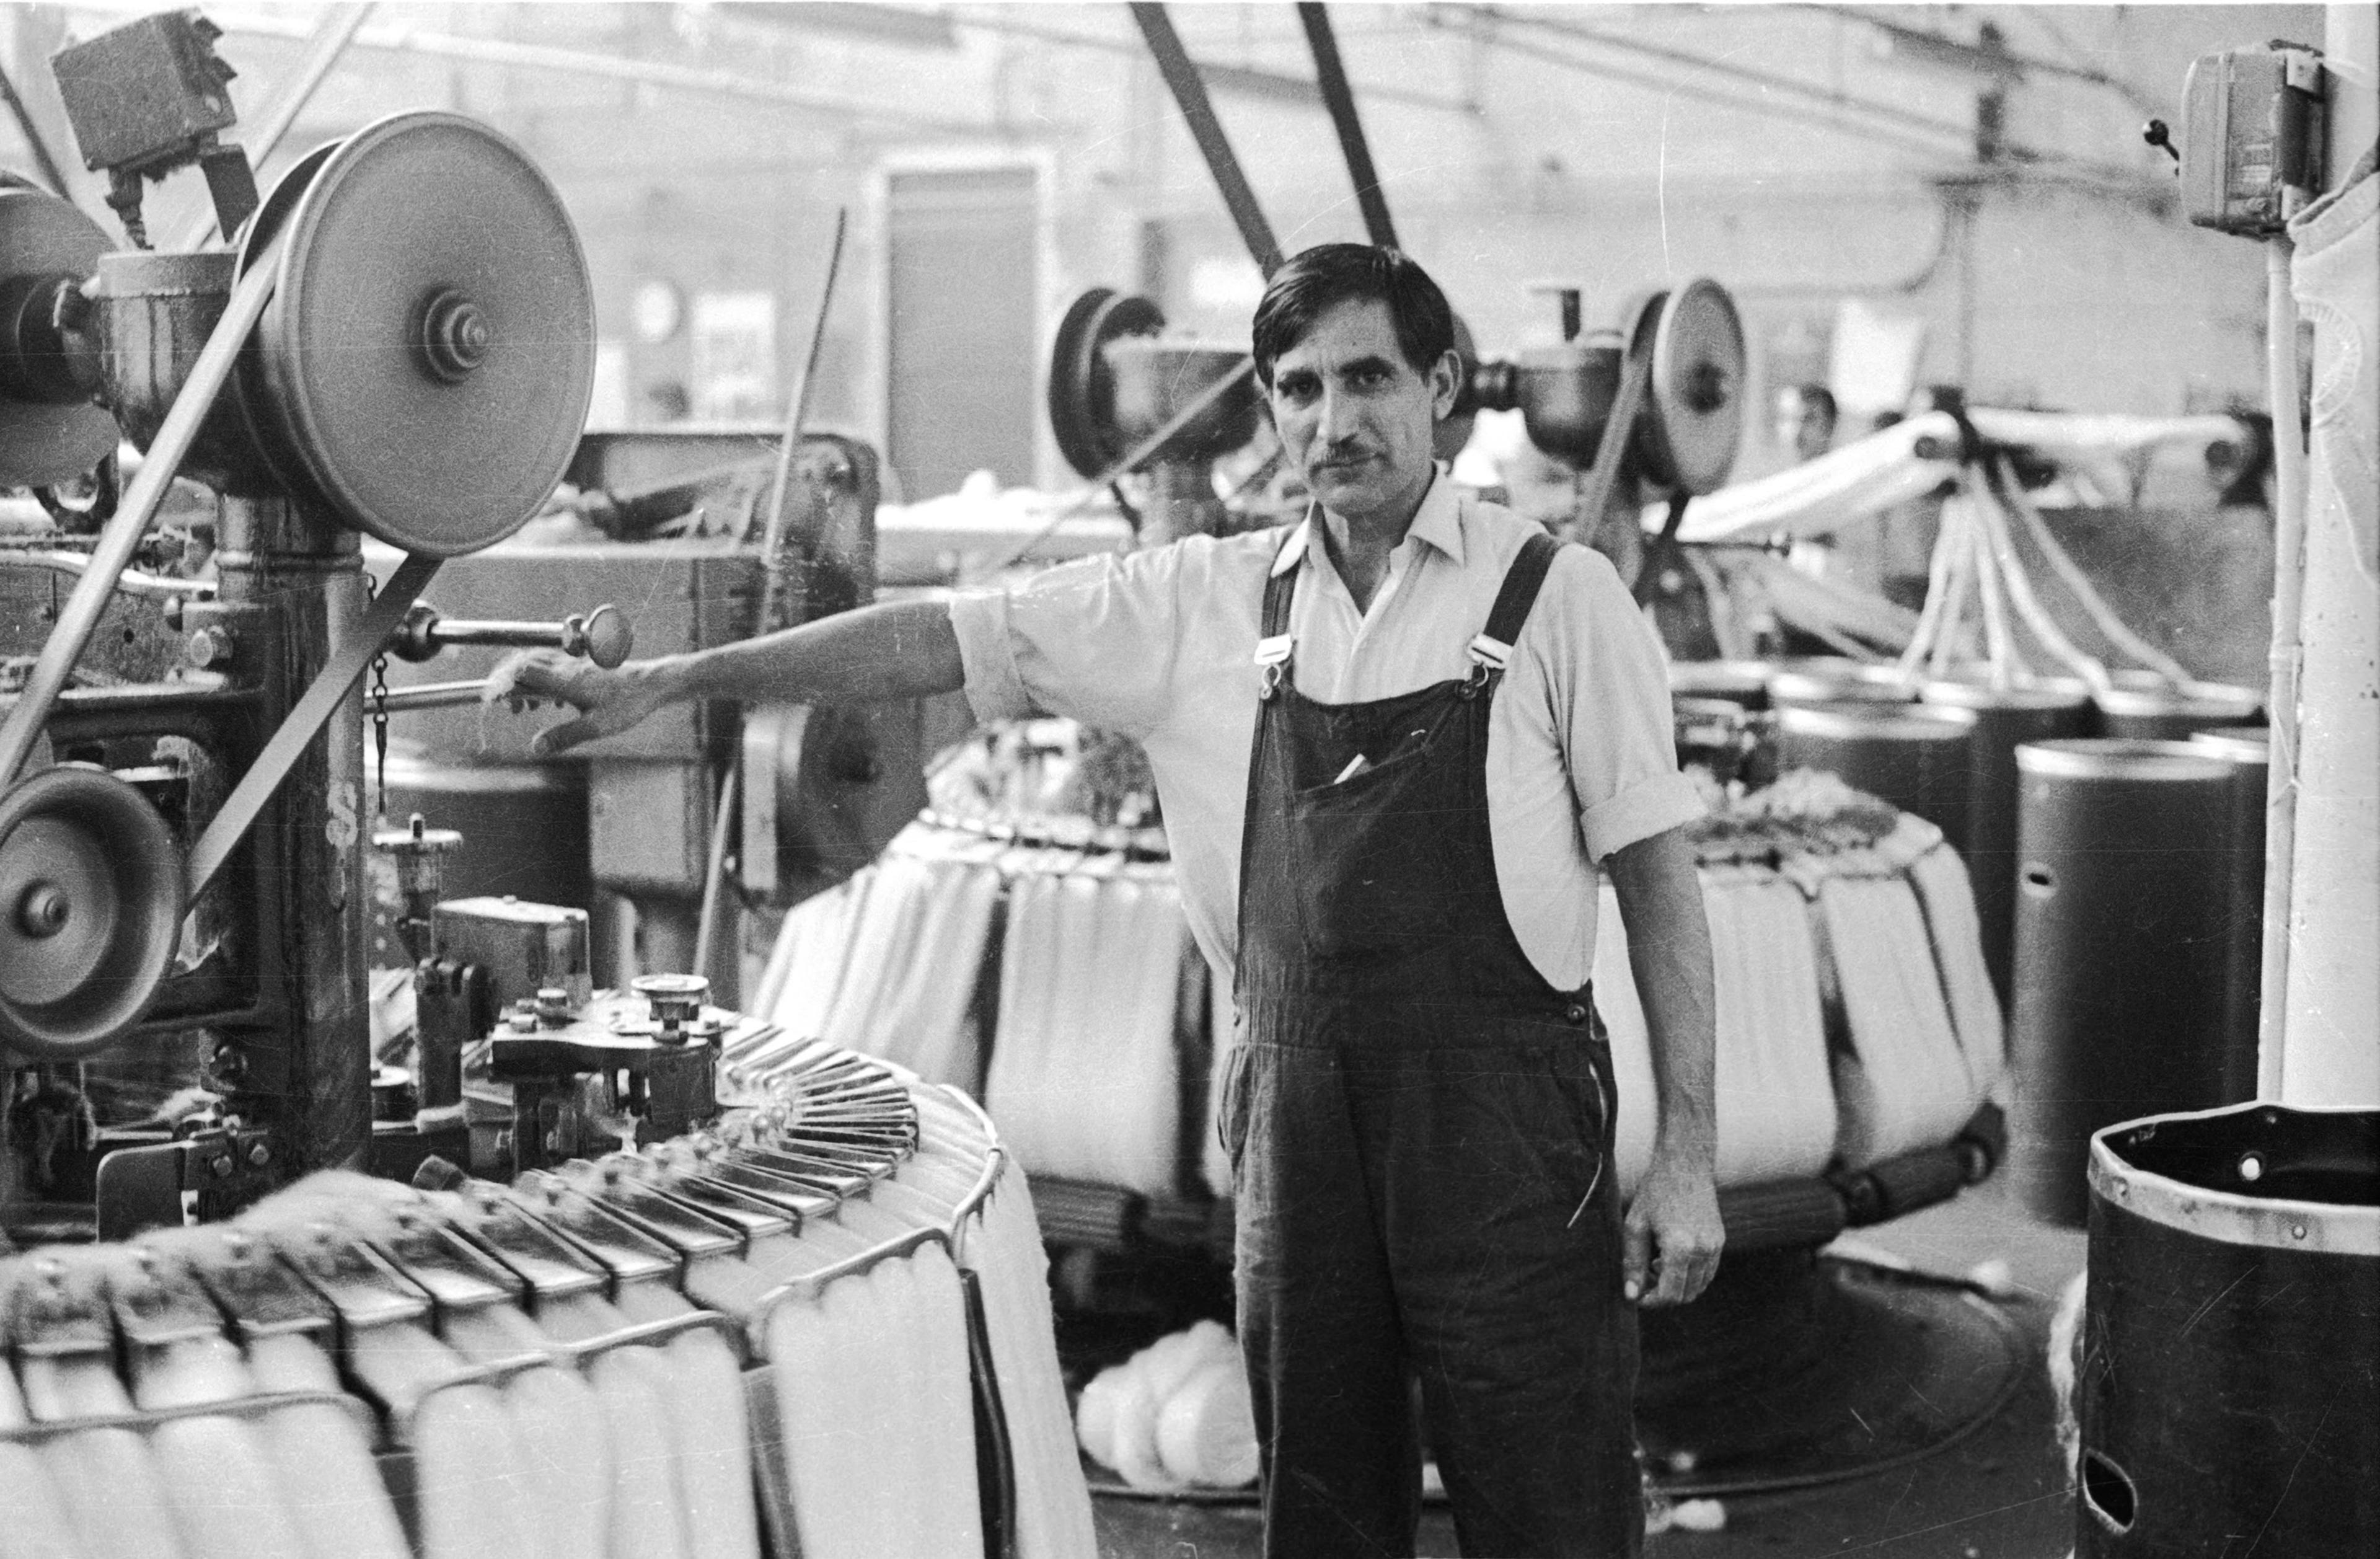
[1273,468,1465,580]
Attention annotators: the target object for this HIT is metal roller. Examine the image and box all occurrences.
[0,766,185,1059]
[1047,286,1168,480]
[239,110,597,555]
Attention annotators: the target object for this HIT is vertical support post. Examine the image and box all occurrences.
[212,495,373,1174]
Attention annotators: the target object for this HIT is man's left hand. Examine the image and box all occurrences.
[1621,1151,1724,1307]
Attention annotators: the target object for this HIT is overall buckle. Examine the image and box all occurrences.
[1254,634,1294,700]
[1462,633,1511,698]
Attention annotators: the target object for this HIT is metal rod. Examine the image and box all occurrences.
[184,552,440,903]
[174,2,373,249]
[366,678,495,713]
[2255,233,2307,1096]
[1296,4,1398,250]
[692,763,741,993]
[1129,4,1284,276]
[759,206,850,598]
[0,243,284,788]
[0,550,211,597]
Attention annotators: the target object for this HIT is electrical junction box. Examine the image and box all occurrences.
[50,9,238,174]
[2180,46,2327,236]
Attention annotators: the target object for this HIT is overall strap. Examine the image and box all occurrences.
[1465,531,1562,687]
[1253,523,1305,697]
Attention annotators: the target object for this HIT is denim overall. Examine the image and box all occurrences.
[1218,528,1641,1558]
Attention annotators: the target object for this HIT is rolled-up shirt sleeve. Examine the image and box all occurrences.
[946,545,1188,740]
[1535,546,1705,861]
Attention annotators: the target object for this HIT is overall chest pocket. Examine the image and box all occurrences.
[1285,709,1471,958]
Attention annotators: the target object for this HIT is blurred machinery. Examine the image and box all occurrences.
[0,11,909,1243]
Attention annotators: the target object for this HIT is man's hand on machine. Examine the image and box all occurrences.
[1621,1149,1723,1307]
[487,648,677,756]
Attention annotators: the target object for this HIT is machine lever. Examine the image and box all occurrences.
[389,601,632,668]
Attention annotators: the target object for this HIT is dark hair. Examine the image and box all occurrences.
[1789,383,1838,424]
[1250,244,1456,389]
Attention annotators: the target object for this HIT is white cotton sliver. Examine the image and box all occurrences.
[1823,876,1976,1167]
[586,1349,690,1559]
[766,870,871,1041]
[501,1365,612,1559]
[257,1400,412,1559]
[984,870,1057,1150]
[0,1367,87,1559]
[901,1247,987,1558]
[18,1354,188,1559]
[649,1330,762,1559]
[130,1338,308,1559]
[1907,846,2005,1098]
[969,1170,1095,1559]
[1702,870,1836,1184]
[239,1333,412,1559]
[413,1382,546,1559]
[763,1296,852,1559]
[901,865,1002,1090]
[0,1438,87,1559]
[826,855,936,1062]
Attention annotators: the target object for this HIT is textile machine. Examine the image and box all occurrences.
[0,19,1096,1558]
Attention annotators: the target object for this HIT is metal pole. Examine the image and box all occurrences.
[173,2,372,249]
[1129,3,1284,276]
[1297,3,1398,250]
[2255,232,2307,1097]
[759,205,850,620]
[0,242,282,788]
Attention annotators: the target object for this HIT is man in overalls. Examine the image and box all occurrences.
[501,244,1722,1558]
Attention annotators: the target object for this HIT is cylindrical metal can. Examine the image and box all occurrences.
[1765,656,1918,709]
[2009,740,2235,1225]
[1670,659,1773,710]
[2081,1104,2378,1555]
[1775,703,1976,849]
[1921,676,2095,1002]
[2188,727,2270,1103]
[2091,676,2262,741]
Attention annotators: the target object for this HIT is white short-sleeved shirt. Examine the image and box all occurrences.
[946,474,1704,992]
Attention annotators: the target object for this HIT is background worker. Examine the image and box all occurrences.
[496,243,1722,1559]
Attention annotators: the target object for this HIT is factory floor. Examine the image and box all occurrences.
[1088,1177,2089,1558]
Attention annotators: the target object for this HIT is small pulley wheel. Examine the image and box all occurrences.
[1047,286,1165,479]
[0,767,185,1061]
[0,187,120,487]
[244,110,596,555]
[1642,276,1746,496]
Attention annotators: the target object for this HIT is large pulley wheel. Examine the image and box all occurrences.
[0,187,120,487]
[1641,276,1746,496]
[1047,286,1165,479]
[0,767,185,1060]
[240,111,596,555]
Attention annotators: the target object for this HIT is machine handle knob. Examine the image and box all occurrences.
[390,602,635,668]
[630,972,709,1043]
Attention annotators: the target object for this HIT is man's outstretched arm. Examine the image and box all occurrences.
[490,598,966,756]
[1604,823,1724,1307]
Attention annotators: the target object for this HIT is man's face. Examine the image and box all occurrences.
[1265,296,1458,526]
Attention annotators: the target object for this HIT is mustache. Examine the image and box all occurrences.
[1307,443,1374,468]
